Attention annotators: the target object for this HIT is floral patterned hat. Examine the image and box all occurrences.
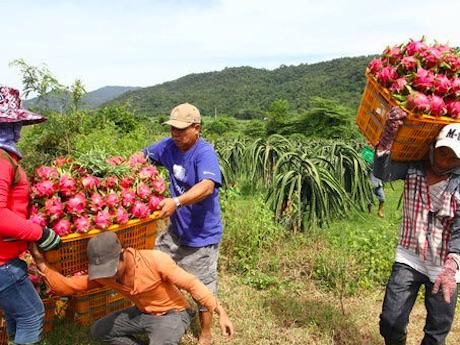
[0,86,47,125]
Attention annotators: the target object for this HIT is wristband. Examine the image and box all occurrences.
[173,197,182,208]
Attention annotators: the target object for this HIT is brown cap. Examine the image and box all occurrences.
[87,231,122,280]
[163,103,201,129]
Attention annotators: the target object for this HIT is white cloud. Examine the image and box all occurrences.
[2,0,460,91]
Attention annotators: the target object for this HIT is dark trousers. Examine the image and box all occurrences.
[380,263,457,345]
[90,306,193,345]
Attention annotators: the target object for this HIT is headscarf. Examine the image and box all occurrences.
[0,122,23,158]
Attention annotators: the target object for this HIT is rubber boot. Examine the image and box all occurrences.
[377,201,384,218]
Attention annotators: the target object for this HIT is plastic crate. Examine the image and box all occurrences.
[44,214,158,276]
[356,71,460,161]
[66,287,133,326]
[0,298,56,345]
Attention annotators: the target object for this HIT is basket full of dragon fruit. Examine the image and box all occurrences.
[356,37,460,161]
[30,151,166,275]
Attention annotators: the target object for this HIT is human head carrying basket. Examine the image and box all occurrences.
[356,71,460,161]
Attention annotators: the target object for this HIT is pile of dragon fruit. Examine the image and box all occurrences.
[367,37,460,118]
[29,152,166,236]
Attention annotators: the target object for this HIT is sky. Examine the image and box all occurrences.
[2,0,460,94]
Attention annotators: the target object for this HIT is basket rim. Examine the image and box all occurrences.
[59,212,159,243]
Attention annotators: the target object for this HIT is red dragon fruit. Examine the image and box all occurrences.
[152,179,166,194]
[53,218,72,236]
[400,56,418,72]
[129,152,147,167]
[44,197,65,220]
[148,195,163,211]
[433,74,451,95]
[120,176,134,189]
[376,66,398,87]
[66,193,87,215]
[390,78,408,94]
[131,201,150,219]
[407,92,431,113]
[94,209,112,229]
[368,58,383,74]
[59,175,77,197]
[137,183,152,200]
[121,190,137,208]
[106,156,125,166]
[115,207,129,224]
[81,175,100,190]
[428,95,446,116]
[32,180,56,198]
[447,100,460,118]
[412,68,435,93]
[74,215,92,233]
[405,38,428,56]
[105,192,120,209]
[139,166,158,180]
[30,213,47,227]
[103,176,118,190]
[90,192,106,212]
[35,166,59,181]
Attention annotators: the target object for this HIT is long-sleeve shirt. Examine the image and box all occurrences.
[0,154,42,265]
[42,248,217,315]
[374,152,460,281]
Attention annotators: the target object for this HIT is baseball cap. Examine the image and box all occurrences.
[435,123,460,159]
[163,103,201,129]
[87,231,122,280]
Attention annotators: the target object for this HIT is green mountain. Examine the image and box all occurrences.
[24,86,140,111]
[107,55,374,118]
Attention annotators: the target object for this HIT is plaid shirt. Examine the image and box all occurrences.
[400,167,456,266]
[374,152,460,271]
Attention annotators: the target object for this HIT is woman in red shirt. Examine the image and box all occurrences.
[0,86,60,345]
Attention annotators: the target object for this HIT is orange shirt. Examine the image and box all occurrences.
[42,248,217,315]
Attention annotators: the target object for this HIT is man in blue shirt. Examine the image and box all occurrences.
[144,103,223,345]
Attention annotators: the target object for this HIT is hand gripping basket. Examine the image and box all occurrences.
[356,71,460,161]
[44,213,159,277]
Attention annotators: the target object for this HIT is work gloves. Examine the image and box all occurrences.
[377,106,407,152]
[433,255,458,304]
[36,227,61,251]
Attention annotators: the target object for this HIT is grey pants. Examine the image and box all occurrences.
[90,306,193,345]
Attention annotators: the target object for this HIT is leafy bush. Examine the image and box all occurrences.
[219,187,284,276]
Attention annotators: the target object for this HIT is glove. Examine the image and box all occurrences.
[432,255,458,304]
[36,227,61,251]
[377,107,407,151]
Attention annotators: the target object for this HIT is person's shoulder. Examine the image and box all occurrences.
[196,138,217,153]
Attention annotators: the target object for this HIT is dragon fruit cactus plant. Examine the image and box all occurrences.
[29,152,167,236]
[367,37,460,118]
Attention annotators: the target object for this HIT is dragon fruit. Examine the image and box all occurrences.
[81,175,100,190]
[367,37,460,118]
[32,180,56,198]
[105,192,120,209]
[95,209,112,229]
[66,193,87,214]
[53,219,72,236]
[131,201,150,219]
[59,175,77,197]
[74,215,92,233]
[44,197,65,220]
[30,153,168,236]
[137,183,152,200]
[115,207,129,224]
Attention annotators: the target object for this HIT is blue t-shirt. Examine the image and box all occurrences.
[144,138,223,247]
